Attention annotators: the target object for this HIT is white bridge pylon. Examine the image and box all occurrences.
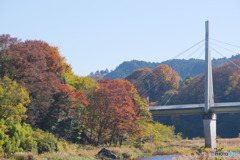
[149,21,240,149]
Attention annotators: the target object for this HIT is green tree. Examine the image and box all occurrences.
[0,76,30,122]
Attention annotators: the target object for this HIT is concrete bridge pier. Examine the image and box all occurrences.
[203,20,216,149]
[203,113,216,149]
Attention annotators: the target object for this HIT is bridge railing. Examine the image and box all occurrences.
[149,102,240,116]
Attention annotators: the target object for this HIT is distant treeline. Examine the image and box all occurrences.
[90,55,240,80]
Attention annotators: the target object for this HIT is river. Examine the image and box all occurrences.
[138,155,181,160]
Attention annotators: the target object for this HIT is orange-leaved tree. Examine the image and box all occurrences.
[125,65,180,103]
[83,79,149,146]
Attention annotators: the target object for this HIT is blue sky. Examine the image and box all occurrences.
[1,0,240,76]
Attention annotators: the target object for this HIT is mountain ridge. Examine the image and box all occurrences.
[90,54,240,80]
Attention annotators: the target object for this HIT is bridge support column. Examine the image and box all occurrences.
[203,113,216,149]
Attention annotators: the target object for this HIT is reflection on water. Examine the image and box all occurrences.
[138,155,180,160]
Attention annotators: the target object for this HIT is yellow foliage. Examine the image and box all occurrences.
[139,120,182,147]
[0,76,30,122]
[63,64,98,96]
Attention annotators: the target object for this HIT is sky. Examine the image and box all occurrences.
[1,0,240,76]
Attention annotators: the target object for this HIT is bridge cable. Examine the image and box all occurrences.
[138,68,178,97]
[138,63,180,104]
[211,46,240,95]
[159,68,182,106]
[211,38,240,49]
[211,47,240,69]
[163,92,176,106]
[138,72,168,97]
[186,43,205,59]
[211,42,239,54]
[159,69,175,105]
[160,86,177,106]
[169,39,205,60]
[139,62,185,99]
[196,49,205,59]
[160,46,205,105]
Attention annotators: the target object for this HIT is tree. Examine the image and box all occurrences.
[0,37,66,124]
[0,35,91,142]
[64,64,98,97]
[83,79,143,146]
[114,79,151,118]
[125,65,180,103]
[124,68,151,83]
[0,34,19,51]
[43,81,88,141]
[125,68,151,99]
[89,69,109,80]
[0,76,30,122]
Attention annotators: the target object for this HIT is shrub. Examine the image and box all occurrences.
[0,120,60,157]
[58,139,70,152]
[122,152,130,158]
[139,121,182,147]
[0,120,37,157]
[33,129,59,154]
[37,138,58,154]
[21,137,37,152]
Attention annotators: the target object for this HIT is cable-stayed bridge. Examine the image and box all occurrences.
[148,21,240,149]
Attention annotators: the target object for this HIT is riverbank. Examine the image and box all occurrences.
[9,138,240,159]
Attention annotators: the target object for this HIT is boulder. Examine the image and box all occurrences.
[98,148,117,159]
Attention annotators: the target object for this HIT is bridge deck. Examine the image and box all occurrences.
[149,102,240,116]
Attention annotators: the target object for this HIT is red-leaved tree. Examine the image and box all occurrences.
[0,35,79,125]
[84,79,142,145]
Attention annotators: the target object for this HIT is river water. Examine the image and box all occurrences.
[138,155,181,160]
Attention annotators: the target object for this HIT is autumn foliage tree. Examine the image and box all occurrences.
[83,79,150,146]
[125,65,180,103]
[63,64,98,97]
[0,35,89,131]
[0,37,66,124]
[172,59,240,104]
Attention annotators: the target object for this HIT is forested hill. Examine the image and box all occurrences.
[99,54,240,80]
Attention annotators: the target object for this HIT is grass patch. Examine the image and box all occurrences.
[142,142,157,154]
[14,152,34,160]
[109,146,143,159]
[153,147,182,156]
[6,138,240,160]
[225,148,240,152]
[33,152,82,160]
